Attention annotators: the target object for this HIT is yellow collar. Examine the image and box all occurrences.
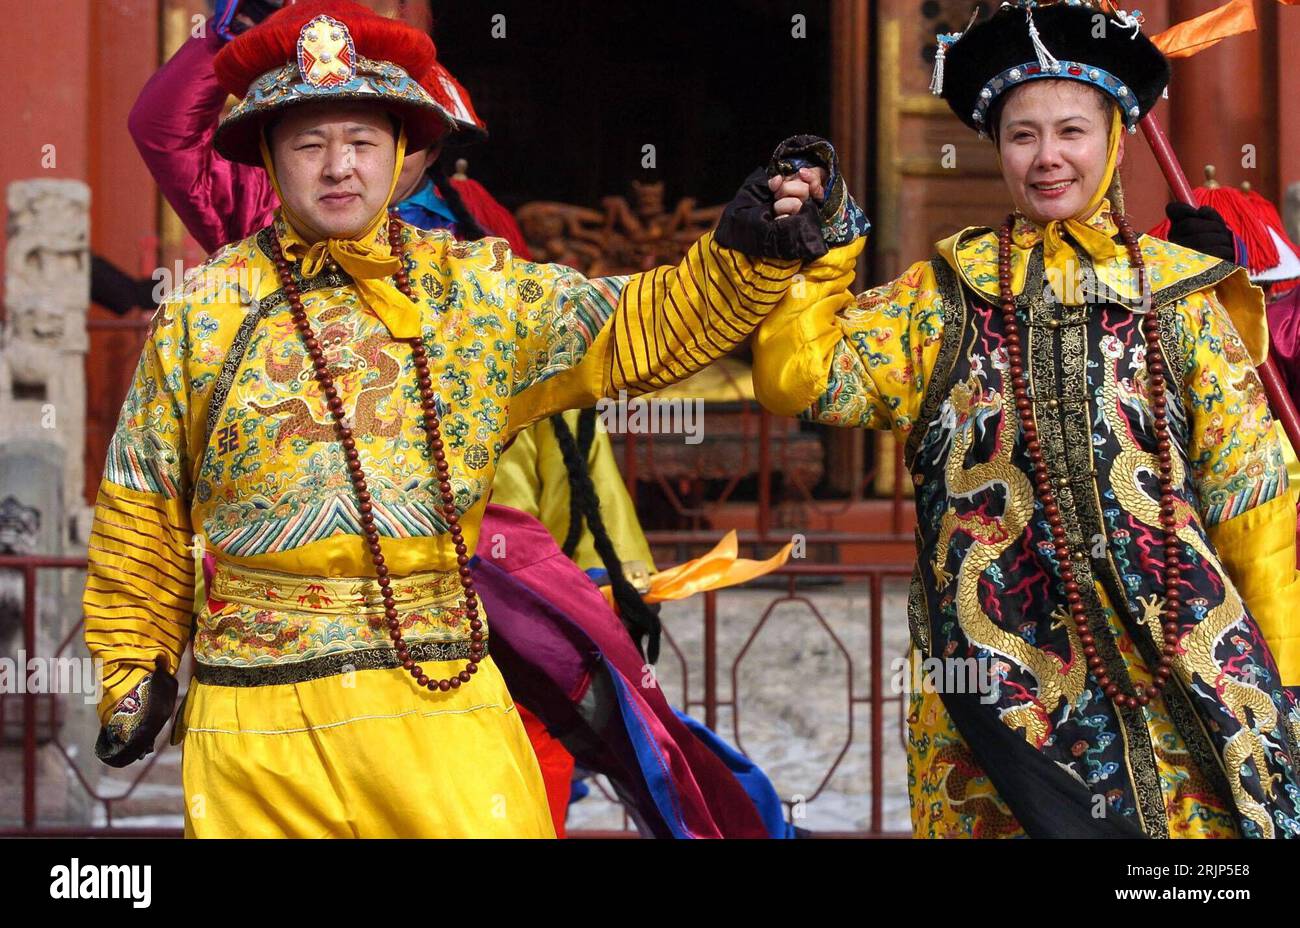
[1007,201,1119,250]
[274,209,390,268]
[937,199,1221,305]
[268,207,424,339]
[933,207,1268,364]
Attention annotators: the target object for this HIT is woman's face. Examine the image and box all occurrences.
[997,81,1120,225]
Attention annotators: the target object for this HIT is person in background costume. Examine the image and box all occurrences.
[741,0,1300,837]
[88,0,857,837]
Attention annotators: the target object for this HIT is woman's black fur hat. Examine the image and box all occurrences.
[935,1,1170,135]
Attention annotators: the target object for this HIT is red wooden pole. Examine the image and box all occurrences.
[1140,112,1300,453]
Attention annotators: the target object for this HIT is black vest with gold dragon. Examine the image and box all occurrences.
[903,246,1300,838]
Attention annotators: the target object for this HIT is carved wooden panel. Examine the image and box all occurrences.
[515,181,724,278]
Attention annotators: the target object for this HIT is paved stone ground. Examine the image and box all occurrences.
[566,578,915,835]
[5,579,916,836]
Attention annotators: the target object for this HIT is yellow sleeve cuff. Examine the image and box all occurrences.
[1208,489,1300,686]
[97,664,152,727]
[752,238,866,417]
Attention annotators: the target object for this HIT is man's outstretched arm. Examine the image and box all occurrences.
[504,136,871,434]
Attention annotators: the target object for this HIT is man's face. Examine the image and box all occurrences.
[997,81,1119,225]
[269,102,398,241]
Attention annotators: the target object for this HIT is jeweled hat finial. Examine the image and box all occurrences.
[296,15,357,88]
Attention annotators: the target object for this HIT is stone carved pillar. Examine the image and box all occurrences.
[2,179,93,546]
[0,179,97,829]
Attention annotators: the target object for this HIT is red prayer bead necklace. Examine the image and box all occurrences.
[997,213,1179,711]
[267,214,484,693]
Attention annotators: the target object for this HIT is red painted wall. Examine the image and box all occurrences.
[0,0,93,312]
[0,0,161,503]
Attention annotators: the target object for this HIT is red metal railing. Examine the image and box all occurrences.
[0,555,187,837]
[26,376,919,836]
[0,554,914,838]
[561,403,920,834]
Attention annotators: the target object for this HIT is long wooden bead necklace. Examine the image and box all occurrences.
[267,214,484,693]
[997,213,1178,711]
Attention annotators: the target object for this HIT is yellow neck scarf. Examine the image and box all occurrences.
[260,127,424,339]
[1000,106,1126,305]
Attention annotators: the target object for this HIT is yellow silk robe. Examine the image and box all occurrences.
[84,213,806,837]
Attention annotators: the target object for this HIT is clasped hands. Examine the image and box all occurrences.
[771,166,828,219]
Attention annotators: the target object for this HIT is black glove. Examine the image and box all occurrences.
[1164,202,1236,263]
[94,664,179,768]
[714,166,828,262]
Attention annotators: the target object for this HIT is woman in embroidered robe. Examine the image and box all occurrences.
[743,1,1300,838]
[83,0,857,837]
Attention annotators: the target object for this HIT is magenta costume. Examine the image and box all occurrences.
[129,32,279,254]
[469,506,768,838]
[1269,286,1300,406]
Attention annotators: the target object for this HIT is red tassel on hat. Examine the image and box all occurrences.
[420,61,487,137]
[448,166,533,260]
[1240,182,1300,260]
[1240,183,1300,293]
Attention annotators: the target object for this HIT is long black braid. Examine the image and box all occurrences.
[431,163,487,241]
[559,408,599,555]
[549,408,663,664]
